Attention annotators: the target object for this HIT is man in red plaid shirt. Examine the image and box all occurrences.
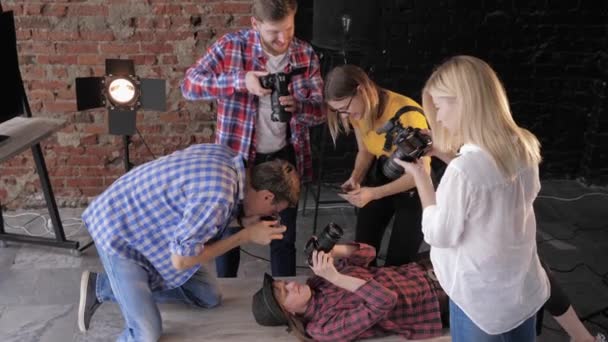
[252,243,447,341]
[181,0,324,277]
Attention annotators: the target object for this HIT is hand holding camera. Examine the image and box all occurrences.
[246,67,306,123]
[304,222,344,266]
[392,157,428,179]
[246,215,286,245]
[245,71,272,97]
[377,122,432,180]
[277,95,296,113]
[309,250,340,281]
[259,71,294,122]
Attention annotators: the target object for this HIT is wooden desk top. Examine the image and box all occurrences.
[0,116,67,163]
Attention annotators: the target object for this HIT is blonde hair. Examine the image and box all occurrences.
[422,55,541,178]
[323,65,383,142]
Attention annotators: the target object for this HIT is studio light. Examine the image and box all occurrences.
[75,59,166,171]
[107,77,138,106]
[75,59,165,135]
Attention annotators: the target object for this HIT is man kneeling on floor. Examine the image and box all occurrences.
[252,243,448,341]
[78,143,299,341]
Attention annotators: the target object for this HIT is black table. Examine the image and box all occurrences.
[0,116,88,255]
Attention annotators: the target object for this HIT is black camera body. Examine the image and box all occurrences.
[377,121,432,180]
[260,214,279,222]
[258,67,306,123]
[304,222,344,266]
[259,72,290,122]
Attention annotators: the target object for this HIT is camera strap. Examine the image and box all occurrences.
[288,66,307,78]
[382,105,425,151]
[392,105,425,125]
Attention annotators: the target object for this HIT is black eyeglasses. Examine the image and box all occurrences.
[335,95,354,116]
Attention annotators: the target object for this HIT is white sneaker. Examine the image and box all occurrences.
[77,270,101,332]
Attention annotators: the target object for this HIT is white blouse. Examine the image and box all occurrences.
[423,144,550,334]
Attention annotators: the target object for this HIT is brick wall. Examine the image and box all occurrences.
[0,1,253,209]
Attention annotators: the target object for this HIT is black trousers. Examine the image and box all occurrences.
[355,191,423,266]
[355,158,424,266]
[536,260,572,335]
[215,144,298,277]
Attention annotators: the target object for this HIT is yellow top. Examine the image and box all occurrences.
[350,90,429,160]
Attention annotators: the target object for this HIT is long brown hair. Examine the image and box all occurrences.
[323,65,385,142]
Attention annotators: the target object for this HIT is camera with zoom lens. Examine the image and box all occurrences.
[377,121,432,180]
[304,222,344,266]
[258,67,306,123]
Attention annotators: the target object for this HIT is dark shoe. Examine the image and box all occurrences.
[78,270,101,332]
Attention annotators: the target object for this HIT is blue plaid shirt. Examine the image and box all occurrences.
[82,144,246,290]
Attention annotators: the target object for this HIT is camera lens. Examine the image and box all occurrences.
[305,222,344,265]
[382,150,408,180]
[316,222,344,252]
[259,75,273,89]
[381,128,432,180]
[325,222,343,240]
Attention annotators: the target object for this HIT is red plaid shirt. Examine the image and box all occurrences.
[301,243,443,341]
[181,29,324,181]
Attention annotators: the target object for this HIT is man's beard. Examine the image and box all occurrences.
[260,37,290,56]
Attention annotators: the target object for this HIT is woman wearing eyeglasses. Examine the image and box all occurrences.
[323,63,606,342]
[323,64,431,266]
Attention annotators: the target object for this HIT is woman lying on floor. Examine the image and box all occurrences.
[252,242,605,342]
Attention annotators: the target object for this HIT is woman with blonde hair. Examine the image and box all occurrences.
[324,64,431,266]
[394,55,550,341]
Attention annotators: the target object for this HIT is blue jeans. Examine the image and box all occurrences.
[449,299,537,342]
[96,247,222,342]
[215,205,297,277]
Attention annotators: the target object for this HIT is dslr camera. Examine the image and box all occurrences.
[304,222,344,266]
[260,214,280,226]
[377,121,432,180]
[258,67,306,123]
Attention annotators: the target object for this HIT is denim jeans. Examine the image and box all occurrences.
[215,205,297,277]
[449,299,537,342]
[96,247,222,342]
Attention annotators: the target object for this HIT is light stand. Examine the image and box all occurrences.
[123,135,132,172]
[75,59,166,172]
[340,14,351,65]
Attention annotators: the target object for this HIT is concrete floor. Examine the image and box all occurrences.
[0,179,607,341]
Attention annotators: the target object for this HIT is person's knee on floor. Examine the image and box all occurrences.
[123,316,162,342]
[192,285,223,309]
